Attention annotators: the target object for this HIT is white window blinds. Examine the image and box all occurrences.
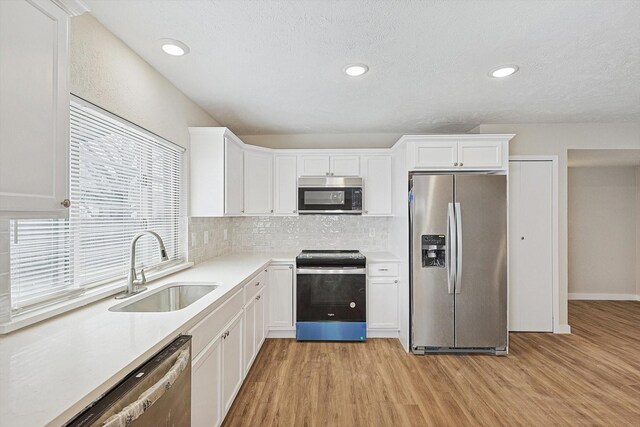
[9,99,185,311]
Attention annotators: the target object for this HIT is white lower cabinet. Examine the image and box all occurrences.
[368,278,399,329]
[268,264,294,329]
[221,312,244,414]
[367,261,400,334]
[192,336,222,427]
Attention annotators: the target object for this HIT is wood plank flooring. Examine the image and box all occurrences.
[223,301,640,426]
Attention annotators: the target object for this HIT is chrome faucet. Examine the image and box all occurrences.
[116,231,169,299]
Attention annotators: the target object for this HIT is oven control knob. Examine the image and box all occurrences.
[350,302,356,308]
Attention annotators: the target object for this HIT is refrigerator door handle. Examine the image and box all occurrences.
[447,202,456,294]
[455,202,462,294]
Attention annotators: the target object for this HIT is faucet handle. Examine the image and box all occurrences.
[137,268,147,286]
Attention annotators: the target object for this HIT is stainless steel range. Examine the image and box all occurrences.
[296,250,367,341]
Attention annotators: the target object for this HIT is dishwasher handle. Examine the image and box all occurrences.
[103,348,190,427]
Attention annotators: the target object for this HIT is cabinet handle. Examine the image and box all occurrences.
[293,210,297,213]
[270,209,273,213]
[379,268,389,271]
[289,266,293,270]
[521,236,525,240]
[255,281,260,286]
[460,162,464,166]
[454,162,458,167]
[241,210,244,213]
[256,295,261,301]
[365,210,368,214]
[394,280,398,284]
[326,172,330,176]
[61,199,71,208]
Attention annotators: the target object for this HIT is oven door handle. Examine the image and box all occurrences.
[296,268,366,275]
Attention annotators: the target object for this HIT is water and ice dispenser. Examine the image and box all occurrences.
[421,235,446,268]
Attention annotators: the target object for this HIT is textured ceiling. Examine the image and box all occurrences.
[84,0,640,135]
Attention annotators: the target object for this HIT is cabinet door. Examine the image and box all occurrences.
[509,161,553,332]
[330,155,360,176]
[243,297,256,373]
[254,289,266,352]
[224,138,244,215]
[458,140,504,169]
[0,0,70,214]
[192,336,222,427]
[221,313,244,414]
[274,155,298,215]
[268,265,294,328]
[361,155,392,215]
[244,150,273,215]
[411,140,458,169]
[368,278,399,329]
[298,155,330,176]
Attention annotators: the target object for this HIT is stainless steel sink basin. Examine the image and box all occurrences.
[110,282,220,312]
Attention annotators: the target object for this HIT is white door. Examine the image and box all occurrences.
[254,289,266,351]
[268,265,294,328]
[330,155,360,176]
[221,313,244,414]
[274,155,298,215]
[361,155,392,215]
[411,140,458,169]
[191,335,222,427]
[509,160,554,332]
[0,0,70,214]
[458,140,503,169]
[298,155,330,176]
[243,297,256,373]
[368,278,399,329]
[244,150,273,215]
[224,138,244,215]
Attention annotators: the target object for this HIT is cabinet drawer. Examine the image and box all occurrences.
[189,288,244,357]
[367,263,399,277]
[244,270,267,303]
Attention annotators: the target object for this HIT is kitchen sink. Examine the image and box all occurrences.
[109,282,220,312]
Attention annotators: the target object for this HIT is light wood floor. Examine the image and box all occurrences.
[223,301,640,426]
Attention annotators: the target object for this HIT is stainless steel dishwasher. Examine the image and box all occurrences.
[66,335,191,427]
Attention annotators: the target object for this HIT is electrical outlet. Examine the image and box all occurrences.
[369,227,375,238]
[224,229,228,241]
[204,231,209,244]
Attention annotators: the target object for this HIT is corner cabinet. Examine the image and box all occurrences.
[273,155,298,215]
[361,155,392,216]
[407,135,513,171]
[0,0,87,215]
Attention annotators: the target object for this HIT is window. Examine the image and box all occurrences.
[9,98,185,312]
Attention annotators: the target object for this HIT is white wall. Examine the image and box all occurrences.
[568,166,638,297]
[70,14,219,148]
[478,123,640,327]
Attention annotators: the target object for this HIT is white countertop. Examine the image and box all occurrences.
[0,249,399,427]
[0,252,297,427]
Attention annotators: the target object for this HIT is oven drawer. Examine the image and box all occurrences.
[367,262,399,277]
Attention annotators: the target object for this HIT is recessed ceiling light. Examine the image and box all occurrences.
[344,64,369,77]
[159,38,190,56]
[490,65,519,78]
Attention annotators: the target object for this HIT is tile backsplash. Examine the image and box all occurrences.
[188,217,233,264]
[231,215,390,254]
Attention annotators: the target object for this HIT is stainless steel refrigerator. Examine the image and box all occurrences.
[409,172,508,355]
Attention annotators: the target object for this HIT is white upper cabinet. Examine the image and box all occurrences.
[407,135,513,171]
[243,149,272,215]
[273,155,298,215]
[361,155,392,216]
[225,138,244,215]
[298,154,360,176]
[0,0,84,215]
[190,128,246,217]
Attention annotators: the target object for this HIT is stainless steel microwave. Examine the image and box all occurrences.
[297,176,363,214]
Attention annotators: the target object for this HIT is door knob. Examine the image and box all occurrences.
[454,162,458,166]
[61,199,71,208]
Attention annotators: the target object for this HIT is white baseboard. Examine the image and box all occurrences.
[569,293,639,301]
[367,329,400,338]
[554,324,571,334]
[266,329,295,339]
